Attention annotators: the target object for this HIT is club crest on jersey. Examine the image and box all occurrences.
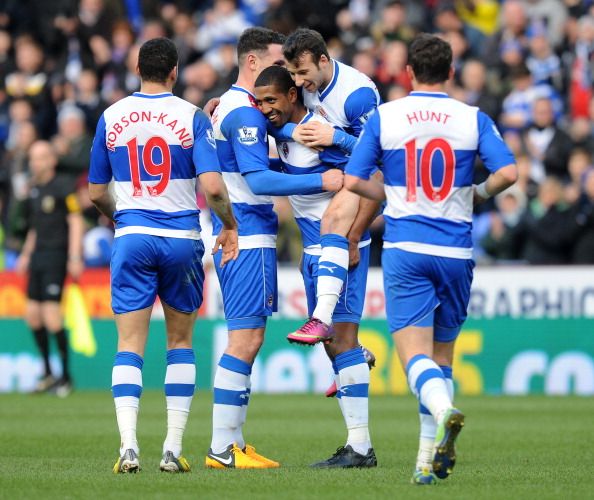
[237,126,258,145]
[281,141,289,157]
[315,106,329,120]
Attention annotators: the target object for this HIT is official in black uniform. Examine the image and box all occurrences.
[16,140,84,396]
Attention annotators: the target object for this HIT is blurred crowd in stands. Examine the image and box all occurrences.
[0,0,593,270]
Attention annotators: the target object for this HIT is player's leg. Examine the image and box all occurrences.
[428,257,473,479]
[288,188,359,344]
[35,256,70,395]
[157,237,205,472]
[24,295,54,391]
[310,245,376,468]
[207,248,278,469]
[110,234,158,473]
[41,300,71,396]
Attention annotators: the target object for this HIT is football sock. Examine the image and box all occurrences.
[163,348,195,457]
[112,351,143,455]
[53,328,70,381]
[238,375,251,447]
[313,234,349,325]
[211,353,251,454]
[336,347,371,455]
[416,365,454,470]
[406,355,451,423]
[332,360,345,417]
[32,327,51,376]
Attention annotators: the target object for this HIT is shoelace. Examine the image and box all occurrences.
[300,318,323,333]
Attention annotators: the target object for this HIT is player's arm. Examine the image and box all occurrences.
[473,112,518,205]
[65,190,84,279]
[346,170,383,268]
[88,114,116,220]
[226,107,342,195]
[344,112,386,202]
[15,228,36,275]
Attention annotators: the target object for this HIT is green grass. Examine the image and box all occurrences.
[1,392,593,499]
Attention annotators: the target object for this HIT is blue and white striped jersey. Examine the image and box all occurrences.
[211,85,277,249]
[303,59,380,137]
[346,91,515,259]
[89,92,220,240]
[273,112,370,255]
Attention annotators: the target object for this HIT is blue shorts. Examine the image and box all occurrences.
[213,247,278,330]
[382,247,474,342]
[302,244,369,324]
[111,235,205,314]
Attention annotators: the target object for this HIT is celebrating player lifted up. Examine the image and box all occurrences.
[345,34,518,484]
[88,37,238,474]
[279,29,382,346]
[254,65,377,468]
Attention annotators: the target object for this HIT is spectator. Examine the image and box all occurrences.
[523,96,573,182]
[454,58,500,120]
[375,40,411,99]
[571,168,594,263]
[564,148,593,204]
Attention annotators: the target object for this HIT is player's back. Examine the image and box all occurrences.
[211,86,277,249]
[97,92,203,238]
[303,60,380,135]
[377,92,487,258]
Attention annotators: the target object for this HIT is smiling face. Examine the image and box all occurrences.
[285,51,330,93]
[254,84,297,127]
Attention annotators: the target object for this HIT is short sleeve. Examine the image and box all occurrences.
[192,110,221,175]
[344,87,379,137]
[476,111,516,173]
[88,114,112,184]
[345,111,382,180]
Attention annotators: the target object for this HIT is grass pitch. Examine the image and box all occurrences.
[1,392,592,499]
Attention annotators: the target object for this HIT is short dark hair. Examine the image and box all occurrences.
[237,27,286,63]
[282,28,329,65]
[138,37,178,83]
[408,33,452,84]
[255,65,296,94]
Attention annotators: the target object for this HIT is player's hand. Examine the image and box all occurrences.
[67,258,84,281]
[292,124,322,151]
[321,169,344,192]
[203,97,221,118]
[348,239,360,269]
[15,254,30,275]
[296,121,335,148]
[212,228,239,267]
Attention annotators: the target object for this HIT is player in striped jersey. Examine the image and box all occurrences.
[345,34,518,483]
[254,65,377,468]
[206,28,344,470]
[280,29,382,345]
[88,38,238,474]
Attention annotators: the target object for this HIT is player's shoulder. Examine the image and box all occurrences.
[335,60,377,91]
[306,111,331,126]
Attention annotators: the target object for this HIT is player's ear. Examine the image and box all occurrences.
[406,65,415,84]
[246,52,257,72]
[288,87,297,103]
[170,65,178,84]
[448,66,455,81]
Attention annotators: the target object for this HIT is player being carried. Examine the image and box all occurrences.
[345,33,518,484]
[254,65,377,468]
[279,28,382,346]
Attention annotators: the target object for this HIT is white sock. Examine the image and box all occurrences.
[211,354,251,454]
[406,355,451,422]
[236,375,251,446]
[336,347,371,455]
[416,409,436,470]
[163,349,195,457]
[313,234,349,325]
[112,351,143,455]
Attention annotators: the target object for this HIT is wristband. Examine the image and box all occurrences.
[475,181,491,199]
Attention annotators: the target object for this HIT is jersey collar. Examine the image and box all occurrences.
[319,60,339,101]
[231,84,256,98]
[132,92,173,99]
[300,111,314,124]
[409,91,449,98]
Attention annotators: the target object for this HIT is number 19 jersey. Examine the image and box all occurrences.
[89,91,221,240]
[346,91,515,259]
